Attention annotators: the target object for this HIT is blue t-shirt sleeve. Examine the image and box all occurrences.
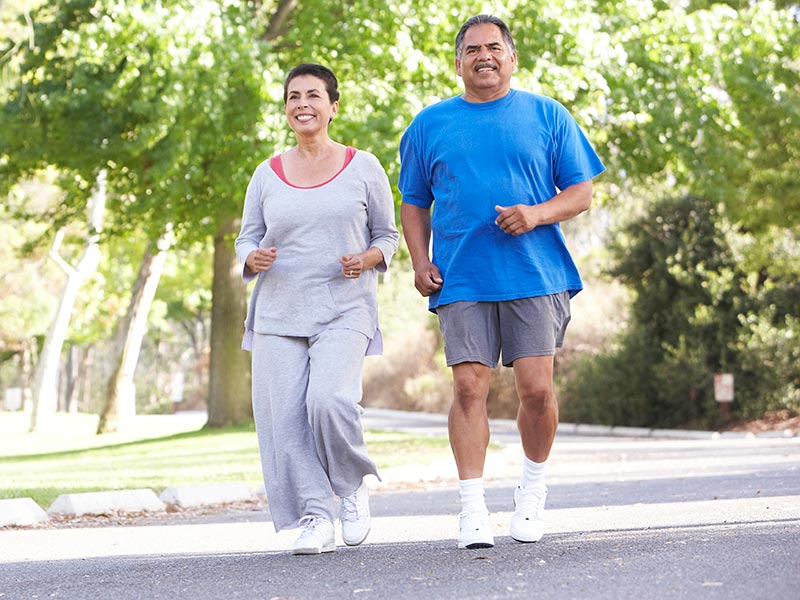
[398,126,434,209]
[552,104,606,191]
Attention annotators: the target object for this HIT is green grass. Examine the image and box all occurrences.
[0,411,453,508]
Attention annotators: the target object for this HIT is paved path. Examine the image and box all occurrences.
[2,410,799,599]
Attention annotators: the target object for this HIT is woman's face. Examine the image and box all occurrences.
[284,74,338,136]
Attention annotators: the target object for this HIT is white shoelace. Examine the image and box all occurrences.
[298,516,324,532]
[341,493,363,522]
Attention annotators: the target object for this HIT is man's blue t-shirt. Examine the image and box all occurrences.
[398,89,605,311]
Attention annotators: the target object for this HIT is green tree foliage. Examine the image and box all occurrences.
[1,0,267,241]
[1,0,267,426]
[0,176,62,350]
[2,0,798,428]
[560,196,800,428]
[596,1,799,228]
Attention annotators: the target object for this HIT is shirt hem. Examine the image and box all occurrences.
[429,286,582,312]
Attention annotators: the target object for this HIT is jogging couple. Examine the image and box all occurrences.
[235,14,605,554]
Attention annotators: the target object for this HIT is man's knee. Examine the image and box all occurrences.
[452,363,491,407]
[517,382,555,414]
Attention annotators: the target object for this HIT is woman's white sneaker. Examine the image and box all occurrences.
[510,485,547,543]
[458,510,494,549]
[292,516,335,555]
[340,481,371,546]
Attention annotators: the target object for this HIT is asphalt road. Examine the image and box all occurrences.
[2,412,799,599]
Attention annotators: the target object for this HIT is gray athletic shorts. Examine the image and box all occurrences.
[437,292,572,368]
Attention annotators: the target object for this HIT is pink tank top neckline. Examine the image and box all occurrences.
[269,146,357,189]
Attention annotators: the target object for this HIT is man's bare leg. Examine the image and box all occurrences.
[449,362,492,478]
[449,361,494,549]
[510,355,557,543]
[513,355,558,463]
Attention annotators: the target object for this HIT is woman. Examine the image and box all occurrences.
[235,64,399,555]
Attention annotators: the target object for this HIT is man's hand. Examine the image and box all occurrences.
[400,203,442,297]
[494,204,540,236]
[413,261,443,297]
[495,182,593,235]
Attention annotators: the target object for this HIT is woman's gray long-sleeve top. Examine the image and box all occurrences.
[235,149,399,354]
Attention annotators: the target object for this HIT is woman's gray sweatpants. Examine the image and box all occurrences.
[251,329,379,532]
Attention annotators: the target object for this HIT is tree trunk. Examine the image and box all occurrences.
[18,338,35,412]
[207,216,251,427]
[29,171,106,432]
[97,230,171,434]
[62,344,79,413]
[76,344,94,413]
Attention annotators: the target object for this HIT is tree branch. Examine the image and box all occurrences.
[48,230,76,277]
[265,0,298,42]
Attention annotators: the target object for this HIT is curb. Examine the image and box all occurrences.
[2,483,262,528]
[0,498,49,527]
[160,483,259,508]
[48,489,166,517]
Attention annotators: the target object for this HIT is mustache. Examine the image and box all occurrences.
[475,61,495,70]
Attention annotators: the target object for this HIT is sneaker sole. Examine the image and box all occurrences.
[343,526,370,547]
[292,545,335,555]
[510,534,542,543]
[458,532,495,549]
[461,541,494,550]
[510,524,544,543]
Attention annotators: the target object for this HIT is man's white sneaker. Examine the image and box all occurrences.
[458,510,494,549]
[340,481,371,546]
[510,485,547,543]
[292,516,335,555]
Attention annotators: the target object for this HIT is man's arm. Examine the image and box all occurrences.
[494,180,593,236]
[400,203,443,297]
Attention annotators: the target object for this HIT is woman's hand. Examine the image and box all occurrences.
[341,247,386,279]
[247,247,277,273]
[340,252,366,279]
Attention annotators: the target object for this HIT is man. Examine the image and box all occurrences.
[398,14,605,549]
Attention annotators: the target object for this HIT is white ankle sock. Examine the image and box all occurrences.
[521,456,546,490]
[459,477,488,514]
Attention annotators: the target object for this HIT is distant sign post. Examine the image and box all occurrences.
[714,373,734,422]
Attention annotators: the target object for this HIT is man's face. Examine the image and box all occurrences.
[455,23,517,101]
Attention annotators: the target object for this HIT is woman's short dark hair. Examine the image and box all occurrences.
[455,14,516,58]
[283,63,340,104]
